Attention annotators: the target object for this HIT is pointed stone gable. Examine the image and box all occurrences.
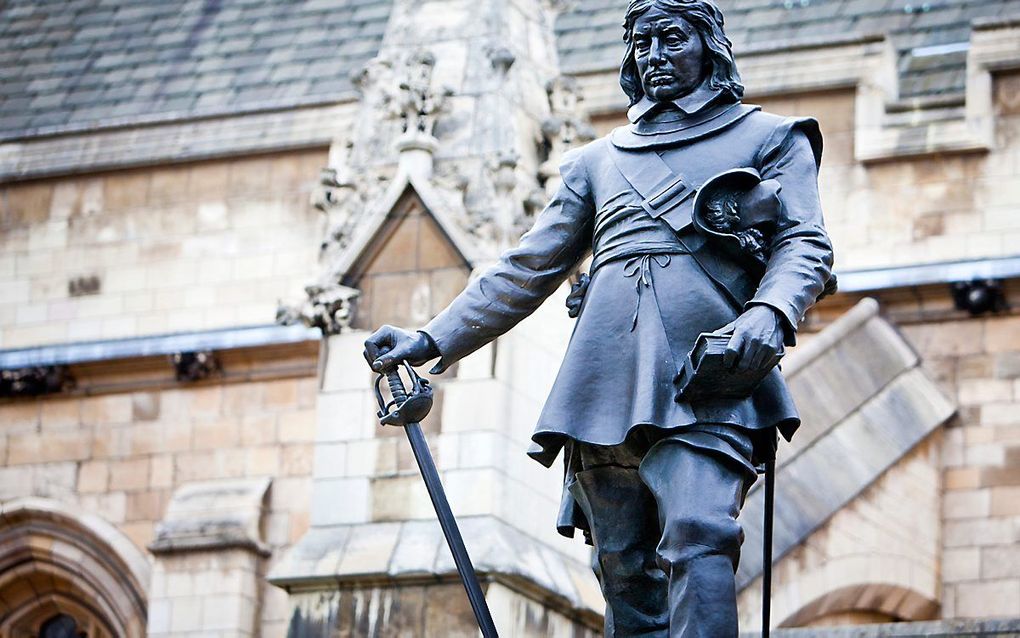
[345,188,470,331]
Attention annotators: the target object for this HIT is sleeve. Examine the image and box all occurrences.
[421,147,595,372]
[746,117,834,346]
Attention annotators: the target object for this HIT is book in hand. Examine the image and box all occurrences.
[674,332,783,403]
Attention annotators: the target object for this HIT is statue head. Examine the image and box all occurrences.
[620,0,743,107]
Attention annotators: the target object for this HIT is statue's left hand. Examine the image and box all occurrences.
[714,305,785,372]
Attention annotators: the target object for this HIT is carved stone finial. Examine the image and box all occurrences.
[488,46,516,77]
[276,283,361,336]
[393,51,453,139]
[0,365,75,398]
[375,50,454,177]
[169,351,221,383]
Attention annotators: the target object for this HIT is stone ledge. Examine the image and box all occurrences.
[269,515,604,619]
[740,617,1020,637]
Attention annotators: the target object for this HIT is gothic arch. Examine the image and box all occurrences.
[779,581,938,628]
[0,498,150,637]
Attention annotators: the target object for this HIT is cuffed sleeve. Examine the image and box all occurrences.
[422,148,595,372]
[747,117,833,346]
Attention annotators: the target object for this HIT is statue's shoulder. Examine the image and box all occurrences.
[742,107,823,167]
[565,135,612,163]
[559,135,614,178]
[555,136,614,198]
[743,107,821,135]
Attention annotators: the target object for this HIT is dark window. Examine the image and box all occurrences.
[39,614,84,638]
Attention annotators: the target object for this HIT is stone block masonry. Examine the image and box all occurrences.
[0,149,326,349]
[0,375,319,633]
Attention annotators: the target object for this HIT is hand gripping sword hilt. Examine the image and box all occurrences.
[374,360,433,427]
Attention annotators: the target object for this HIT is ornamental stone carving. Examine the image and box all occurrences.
[393,51,453,141]
[276,282,360,336]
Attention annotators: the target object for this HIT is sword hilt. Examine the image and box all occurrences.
[386,369,409,403]
[374,360,433,426]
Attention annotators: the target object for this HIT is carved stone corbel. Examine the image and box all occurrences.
[169,351,221,383]
[0,365,75,398]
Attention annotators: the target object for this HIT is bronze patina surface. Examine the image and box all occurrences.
[365,1,834,635]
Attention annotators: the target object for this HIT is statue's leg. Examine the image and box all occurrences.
[637,428,757,638]
[569,465,669,637]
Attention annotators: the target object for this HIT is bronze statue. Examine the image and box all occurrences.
[364,1,834,635]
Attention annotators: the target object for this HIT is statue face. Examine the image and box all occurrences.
[632,8,705,102]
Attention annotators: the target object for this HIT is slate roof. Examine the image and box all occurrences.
[0,0,392,141]
[556,0,1020,100]
[2,0,1017,142]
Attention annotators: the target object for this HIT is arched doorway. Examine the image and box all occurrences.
[0,498,149,637]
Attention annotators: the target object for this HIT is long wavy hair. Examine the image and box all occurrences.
[620,0,743,106]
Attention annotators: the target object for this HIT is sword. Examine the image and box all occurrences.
[762,457,775,638]
[373,361,499,638]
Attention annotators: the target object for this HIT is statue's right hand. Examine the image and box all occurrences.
[363,325,438,372]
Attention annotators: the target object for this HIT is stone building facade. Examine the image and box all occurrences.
[1,0,1020,636]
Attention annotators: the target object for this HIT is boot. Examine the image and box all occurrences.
[569,466,669,637]
[639,437,752,638]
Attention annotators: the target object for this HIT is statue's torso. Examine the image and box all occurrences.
[581,106,787,264]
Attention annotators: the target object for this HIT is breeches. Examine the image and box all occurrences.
[567,424,758,638]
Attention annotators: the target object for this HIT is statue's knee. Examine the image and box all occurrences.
[657,512,743,568]
[597,546,650,579]
[594,545,666,598]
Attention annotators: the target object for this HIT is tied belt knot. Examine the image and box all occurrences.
[622,254,672,331]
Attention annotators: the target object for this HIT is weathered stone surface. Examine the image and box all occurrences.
[150,477,271,556]
[270,515,601,620]
[284,581,600,638]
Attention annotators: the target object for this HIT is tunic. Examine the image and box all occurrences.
[421,91,833,537]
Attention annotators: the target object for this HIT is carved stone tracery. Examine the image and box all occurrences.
[281,41,598,335]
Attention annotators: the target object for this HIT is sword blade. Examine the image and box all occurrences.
[404,421,499,638]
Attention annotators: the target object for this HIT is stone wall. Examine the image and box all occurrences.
[737,438,942,628]
[902,312,1020,620]
[732,310,1020,627]
[0,148,326,348]
[0,375,319,635]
